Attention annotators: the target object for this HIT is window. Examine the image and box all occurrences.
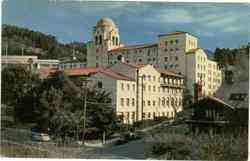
[148,75,151,81]
[95,36,98,45]
[166,97,169,105]
[132,84,135,91]
[175,56,178,61]
[121,83,124,90]
[97,81,102,88]
[132,98,135,106]
[148,85,151,91]
[165,57,168,62]
[148,100,151,106]
[165,41,168,46]
[175,39,179,44]
[153,76,156,81]
[153,86,156,92]
[99,35,102,44]
[112,36,115,45]
[162,98,165,106]
[127,84,130,91]
[116,37,118,45]
[153,101,156,106]
[126,98,130,106]
[170,40,173,44]
[148,113,151,119]
[132,112,135,120]
[138,59,142,62]
[121,98,124,106]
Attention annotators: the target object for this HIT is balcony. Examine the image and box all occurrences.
[160,82,185,89]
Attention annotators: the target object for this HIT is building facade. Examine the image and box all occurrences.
[87,17,222,96]
[90,62,184,124]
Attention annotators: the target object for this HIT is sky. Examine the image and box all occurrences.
[2,0,250,51]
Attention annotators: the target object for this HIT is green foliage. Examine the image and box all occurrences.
[86,89,118,135]
[1,142,49,157]
[214,47,249,68]
[2,67,118,139]
[146,132,248,161]
[1,65,41,123]
[2,24,86,60]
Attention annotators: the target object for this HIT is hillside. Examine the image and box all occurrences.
[1,24,87,61]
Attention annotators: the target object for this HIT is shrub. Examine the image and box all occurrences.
[146,132,248,161]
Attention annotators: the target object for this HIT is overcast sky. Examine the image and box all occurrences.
[2,0,250,51]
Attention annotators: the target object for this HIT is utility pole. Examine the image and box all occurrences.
[21,47,24,56]
[5,43,8,67]
[141,75,144,121]
[81,78,92,144]
[136,69,139,121]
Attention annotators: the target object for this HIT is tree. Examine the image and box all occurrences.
[1,65,40,123]
[33,72,117,140]
[86,89,118,137]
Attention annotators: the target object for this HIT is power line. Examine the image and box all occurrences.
[86,101,115,106]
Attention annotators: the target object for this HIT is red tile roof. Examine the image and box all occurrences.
[108,43,157,53]
[156,69,184,78]
[120,61,145,69]
[99,68,134,81]
[64,67,99,76]
[38,68,56,77]
[186,48,201,55]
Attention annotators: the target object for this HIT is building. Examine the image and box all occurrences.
[37,59,60,69]
[186,49,222,96]
[1,55,60,79]
[186,96,246,134]
[58,56,86,70]
[2,55,60,69]
[89,61,184,124]
[186,51,248,134]
[86,17,222,96]
[1,55,38,70]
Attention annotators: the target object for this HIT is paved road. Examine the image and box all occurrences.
[81,139,149,159]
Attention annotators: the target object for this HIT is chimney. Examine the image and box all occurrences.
[117,55,125,63]
[194,82,202,103]
[225,65,234,84]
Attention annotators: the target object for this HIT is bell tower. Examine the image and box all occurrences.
[87,17,120,67]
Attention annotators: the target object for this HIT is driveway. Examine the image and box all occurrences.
[81,139,149,159]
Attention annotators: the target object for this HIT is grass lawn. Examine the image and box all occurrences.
[1,142,49,158]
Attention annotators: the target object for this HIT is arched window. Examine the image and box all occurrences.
[116,37,118,45]
[95,36,98,45]
[117,55,122,61]
[112,36,115,45]
[99,35,102,45]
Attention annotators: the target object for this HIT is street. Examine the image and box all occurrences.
[81,139,148,159]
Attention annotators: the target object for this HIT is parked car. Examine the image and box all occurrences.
[32,133,50,142]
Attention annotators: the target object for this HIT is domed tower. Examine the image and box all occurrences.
[87,17,120,67]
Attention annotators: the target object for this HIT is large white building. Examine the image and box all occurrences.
[90,61,184,124]
[87,17,222,96]
[1,55,59,69]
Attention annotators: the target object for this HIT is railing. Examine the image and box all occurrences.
[160,82,185,88]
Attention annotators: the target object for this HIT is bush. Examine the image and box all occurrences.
[146,132,248,161]
[1,142,49,157]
